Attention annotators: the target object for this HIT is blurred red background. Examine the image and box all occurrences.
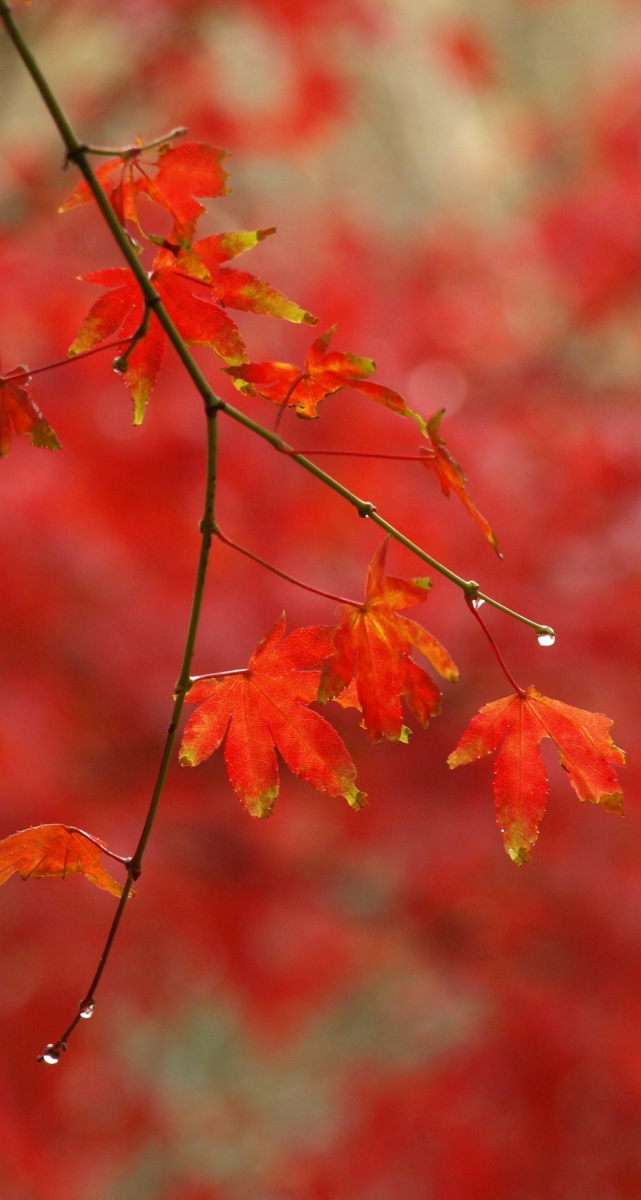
[2,1,641,1196]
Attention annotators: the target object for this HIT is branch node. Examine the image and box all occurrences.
[63,143,89,170]
[199,515,216,536]
[357,501,377,518]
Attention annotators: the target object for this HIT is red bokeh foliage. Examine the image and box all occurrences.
[1,0,641,1197]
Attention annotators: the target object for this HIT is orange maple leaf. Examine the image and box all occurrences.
[0,361,61,458]
[419,409,499,554]
[59,140,230,243]
[179,617,366,817]
[67,231,315,423]
[447,687,625,863]
[318,538,458,743]
[0,825,128,897]
[223,324,424,428]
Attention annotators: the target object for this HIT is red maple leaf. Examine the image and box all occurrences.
[0,361,61,458]
[191,229,316,327]
[0,825,127,897]
[447,687,625,863]
[223,324,424,428]
[59,140,230,243]
[318,538,458,743]
[67,231,315,423]
[179,617,366,817]
[419,409,500,554]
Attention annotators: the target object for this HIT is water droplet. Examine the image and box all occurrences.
[472,597,485,610]
[112,355,128,374]
[537,631,555,647]
[125,231,143,253]
[39,1044,61,1065]
[79,1000,94,1019]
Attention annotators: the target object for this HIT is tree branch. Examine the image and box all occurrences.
[0,2,556,1061]
[222,408,555,639]
[38,406,219,1062]
[0,2,554,644]
[69,126,188,161]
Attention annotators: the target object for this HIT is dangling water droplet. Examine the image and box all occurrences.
[79,1000,94,1019]
[537,630,555,647]
[112,355,128,375]
[472,597,485,610]
[39,1044,61,1065]
[125,231,143,253]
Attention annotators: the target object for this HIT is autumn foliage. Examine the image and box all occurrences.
[180,617,365,816]
[0,361,60,457]
[0,0,640,1197]
[68,226,315,422]
[0,825,126,897]
[318,539,458,743]
[225,323,422,424]
[448,688,625,864]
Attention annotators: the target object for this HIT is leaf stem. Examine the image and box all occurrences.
[1,337,136,385]
[281,449,426,460]
[274,373,305,432]
[0,3,553,643]
[61,826,131,866]
[465,595,526,697]
[190,668,248,681]
[215,527,361,607]
[41,406,219,1059]
[112,303,152,374]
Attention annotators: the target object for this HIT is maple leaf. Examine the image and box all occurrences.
[0,361,61,458]
[67,232,314,423]
[318,538,458,743]
[0,824,127,897]
[419,409,500,554]
[179,617,366,817]
[223,324,425,429]
[447,687,625,864]
[192,230,317,326]
[59,141,230,243]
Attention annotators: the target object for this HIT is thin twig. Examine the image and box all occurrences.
[66,126,188,163]
[237,416,555,639]
[216,527,361,607]
[39,406,220,1059]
